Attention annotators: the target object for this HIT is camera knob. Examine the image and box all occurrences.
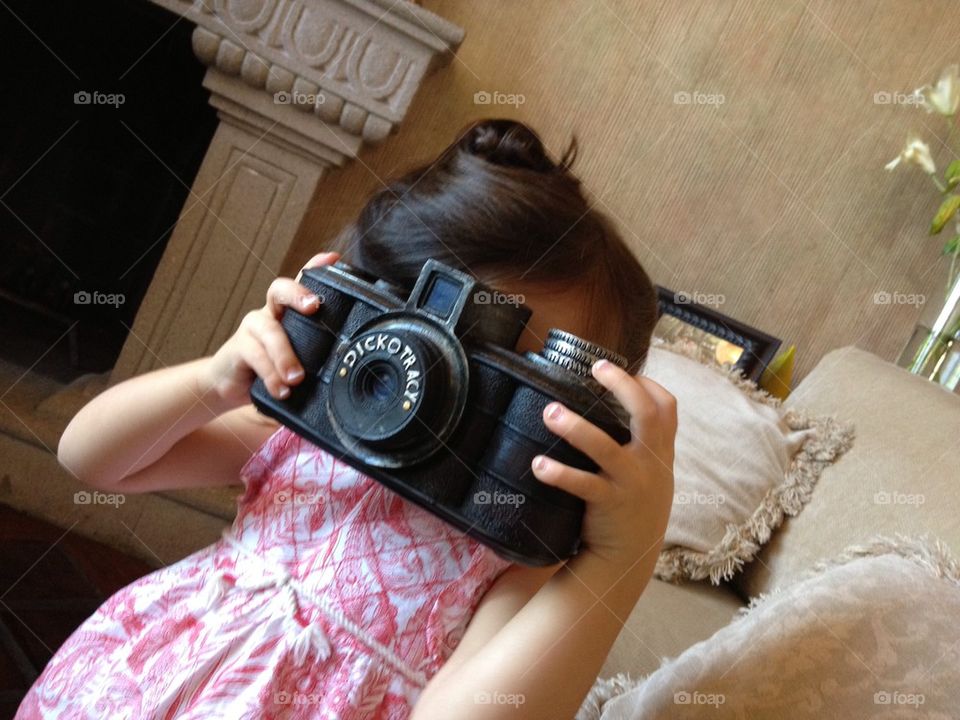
[541,329,628,377]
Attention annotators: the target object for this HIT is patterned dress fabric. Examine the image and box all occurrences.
[17,427,512,719]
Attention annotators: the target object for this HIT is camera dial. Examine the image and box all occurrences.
[539,329,628,376]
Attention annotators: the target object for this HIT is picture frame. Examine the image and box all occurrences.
[653,287,782,382]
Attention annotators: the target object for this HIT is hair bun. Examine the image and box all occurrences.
[459,119,564,172]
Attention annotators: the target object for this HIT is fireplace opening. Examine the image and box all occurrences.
[0,0,218,385]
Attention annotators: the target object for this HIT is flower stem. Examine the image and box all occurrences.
[949,246,959,299]
[945,116,959,156]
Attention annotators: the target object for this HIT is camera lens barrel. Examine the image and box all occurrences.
[331,330,437,448]
[327,317,470,468]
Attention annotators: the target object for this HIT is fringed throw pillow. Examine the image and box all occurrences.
[644,343,854,584]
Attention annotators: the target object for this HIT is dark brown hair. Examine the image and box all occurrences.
[335,119,659,369]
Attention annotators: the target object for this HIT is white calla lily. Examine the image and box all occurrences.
[915,64,960,116]
[885,137,936,175]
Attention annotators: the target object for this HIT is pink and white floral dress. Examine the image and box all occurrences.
[16,427,513,719]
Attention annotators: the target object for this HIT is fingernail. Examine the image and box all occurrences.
[546,402,564,420]
[593,359,610,374]
[532,455,548,472]
[300,294,320,309]
[308,252,336,266]
[286,368,304,383]
[278,385,291,399]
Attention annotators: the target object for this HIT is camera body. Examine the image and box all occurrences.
[250,259,631,566]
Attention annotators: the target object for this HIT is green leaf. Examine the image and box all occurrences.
[944,235,960,255]
[930,194,960,235]
[946,160,960,191]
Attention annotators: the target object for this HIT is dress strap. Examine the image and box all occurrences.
[211,528,428,688]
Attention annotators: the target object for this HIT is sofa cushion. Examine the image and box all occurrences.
[600,578,743,679]
[736,346,960,599]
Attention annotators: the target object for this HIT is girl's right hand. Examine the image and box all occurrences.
[204,251,340,407]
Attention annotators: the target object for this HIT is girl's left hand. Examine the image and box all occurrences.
[530,358,677,572]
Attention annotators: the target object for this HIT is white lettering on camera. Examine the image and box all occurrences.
[341,333,422,405]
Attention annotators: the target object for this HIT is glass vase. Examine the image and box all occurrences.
[897,272,960,391]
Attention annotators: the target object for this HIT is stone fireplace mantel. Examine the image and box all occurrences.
[0,0,464,564]
[113,0,463,381]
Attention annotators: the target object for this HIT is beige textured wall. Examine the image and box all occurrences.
[287,0,958,381]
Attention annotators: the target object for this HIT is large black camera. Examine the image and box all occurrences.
[250,260,631,566]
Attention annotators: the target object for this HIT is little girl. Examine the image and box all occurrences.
[16,120,676,720]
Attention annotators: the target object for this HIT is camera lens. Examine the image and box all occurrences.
[332,333,434,447]
[356,360,399,405]
[327,320,470,467]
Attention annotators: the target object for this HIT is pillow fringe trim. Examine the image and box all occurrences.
[745,533,960,611]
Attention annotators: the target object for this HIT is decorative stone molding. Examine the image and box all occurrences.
[111,0,464,380]
[153,0,464,145]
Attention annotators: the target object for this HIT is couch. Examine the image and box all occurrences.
[599,345,960,679]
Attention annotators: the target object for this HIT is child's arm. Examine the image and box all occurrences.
[58,252,340,493]
[412,361,676,720]
[58,361,275,492]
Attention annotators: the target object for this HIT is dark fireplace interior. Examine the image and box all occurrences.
[0,0,218,384]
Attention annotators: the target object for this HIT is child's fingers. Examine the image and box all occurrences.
[531,454,608,504]
[241,334,289,399]
[541,402,631,479]
[295,251,340,282]
[242,312,303,387]
[636,376,678,439]
[266,278,320,320]
[591,360,661,443]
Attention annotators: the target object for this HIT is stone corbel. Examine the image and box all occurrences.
[113,0,464,379]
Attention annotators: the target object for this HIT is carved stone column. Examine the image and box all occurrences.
[113,0,464,379]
